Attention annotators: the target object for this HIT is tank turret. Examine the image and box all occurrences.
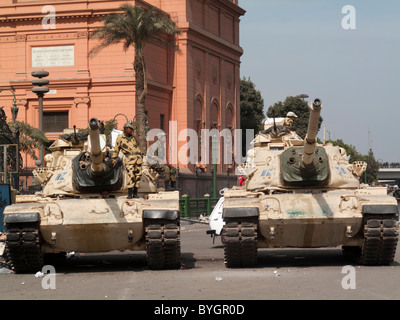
[279,98,330,187]
[245,98,332,189]
[72,118,123,193]
[32,117,159,196]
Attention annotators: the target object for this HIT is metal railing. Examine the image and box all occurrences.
[179,194,219,218]
[0,144,19,185]
[379,162,400,168]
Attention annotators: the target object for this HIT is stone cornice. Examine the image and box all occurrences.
[9,77,92,89]
[0,0,169,23]
[0,10,106,23]
[178,21,243,58]
[212,0,246,16]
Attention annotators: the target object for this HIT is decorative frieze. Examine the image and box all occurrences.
[15,34,27,42]
[74,97,90,105]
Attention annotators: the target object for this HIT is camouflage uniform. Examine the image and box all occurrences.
[112,133,143,188]
[147,140,177,182]
[283,117,294,131]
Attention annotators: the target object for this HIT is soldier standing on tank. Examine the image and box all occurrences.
[147,131,177,190]
[283,111,298,132]
[110,121,143,199]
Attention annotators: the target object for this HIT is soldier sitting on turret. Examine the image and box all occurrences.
[110,121,143,199]
[283,111,298,132]
[283,111,297,132]
[260,111,298,136]
[147,131,177,190]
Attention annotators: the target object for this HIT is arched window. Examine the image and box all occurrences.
[194,94,204,164]
[225,103,234,130]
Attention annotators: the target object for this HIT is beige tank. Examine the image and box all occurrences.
[223,99,398,267]
[3,118,181,272]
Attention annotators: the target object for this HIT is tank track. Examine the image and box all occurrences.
[222,218,258,268]
[145,220,181,270]
[4,222,44,273]
[360,216,398,265]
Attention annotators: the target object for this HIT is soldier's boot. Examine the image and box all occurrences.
[127,188,133,199]
[133,187,139,198]
[164,180,170,190]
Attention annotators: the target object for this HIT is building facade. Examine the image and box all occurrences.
[0,0,245,195]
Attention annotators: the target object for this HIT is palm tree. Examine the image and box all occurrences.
[0,108,47,188]
[0,108,48,163]
[9,121,48,161]
[89,4,181,152]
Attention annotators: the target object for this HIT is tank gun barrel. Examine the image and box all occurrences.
[303,99,322,167]
[89,117,105,174]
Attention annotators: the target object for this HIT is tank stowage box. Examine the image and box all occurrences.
[3,118,181,272]
[223,99,398,268]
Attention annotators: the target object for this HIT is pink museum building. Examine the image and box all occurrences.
[0,0,245,195]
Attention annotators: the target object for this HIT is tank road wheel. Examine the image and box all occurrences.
[145,220,181,270]
[359,216,398,265]
[222,218,258,268]
[5,222,44,273]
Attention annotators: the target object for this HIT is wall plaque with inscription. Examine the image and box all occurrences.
[32,46,74,67]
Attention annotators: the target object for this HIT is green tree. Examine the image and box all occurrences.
[326,138,363,163]
[325,139,379,184]
[240,77,265,132]
[90,4,181,152]
[267,96,323,139]
[363,149,380,184]
[78,118,118,147]
[240,77,265,155]
[9,121,48,162]
[0,108,47,188]
[0,106,48,163]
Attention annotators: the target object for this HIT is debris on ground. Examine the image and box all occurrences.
[35,271,44,278]
[199,214,209,223]
[0,263,12,274]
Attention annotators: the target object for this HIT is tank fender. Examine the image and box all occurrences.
[3,212,40,224]
[143,210,179,221]
[223,207,259,219]
[362,205,399,217]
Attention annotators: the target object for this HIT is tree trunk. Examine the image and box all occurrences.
[134,50,148,154]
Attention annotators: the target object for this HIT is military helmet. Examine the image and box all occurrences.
[124,121,134,129]
[286,111,298,118]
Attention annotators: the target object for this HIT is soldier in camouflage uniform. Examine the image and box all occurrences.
[147,131,177,189]
[283,111,298,132]
[110,121,143,199]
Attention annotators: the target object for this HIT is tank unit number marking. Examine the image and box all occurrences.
[260,168,274,177]
[335,167,352,179]
[335,167,347,174]
[55,172,67,181]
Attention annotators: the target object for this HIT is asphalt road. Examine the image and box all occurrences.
[0,223,399,300]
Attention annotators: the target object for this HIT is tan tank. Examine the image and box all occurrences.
[3,118,181,272]
[223,99,398,267]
